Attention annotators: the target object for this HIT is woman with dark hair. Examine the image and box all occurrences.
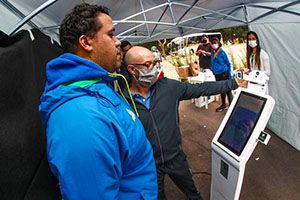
[210,37,233,112]
[246,31,270,76]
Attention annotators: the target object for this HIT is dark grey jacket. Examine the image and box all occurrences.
[124,77,238,165]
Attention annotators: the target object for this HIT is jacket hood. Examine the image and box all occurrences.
[39,53,119,124]
[43,53,116,92]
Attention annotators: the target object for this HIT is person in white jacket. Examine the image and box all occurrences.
[246,31,270,93]
[246,31,270,76]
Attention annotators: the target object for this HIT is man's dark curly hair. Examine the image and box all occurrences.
[59,3,109,53]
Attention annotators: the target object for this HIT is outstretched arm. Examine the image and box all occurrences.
[175,78,246,101]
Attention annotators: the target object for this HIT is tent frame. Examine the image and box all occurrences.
[2,0,300,42]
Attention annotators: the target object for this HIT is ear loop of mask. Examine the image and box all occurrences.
[108,73,139,117]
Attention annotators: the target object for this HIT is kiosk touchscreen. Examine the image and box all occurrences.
[211,88,275,200]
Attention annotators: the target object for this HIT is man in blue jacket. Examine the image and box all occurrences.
[123,46,246,200]
[39,3,157,200]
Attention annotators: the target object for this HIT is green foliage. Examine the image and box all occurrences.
[138,39,172,54]
[169,52,185,67]
[214,26,248,43]
[239,54,247,69]
[228,50,237,70]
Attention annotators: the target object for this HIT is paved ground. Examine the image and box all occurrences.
[161,57,300,200]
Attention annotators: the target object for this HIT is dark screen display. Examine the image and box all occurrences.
[217,91,267,156]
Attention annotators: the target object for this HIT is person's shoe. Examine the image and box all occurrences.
[216,105,226,112]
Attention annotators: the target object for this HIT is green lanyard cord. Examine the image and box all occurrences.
[59,74,139,118]
[108,73,139,118]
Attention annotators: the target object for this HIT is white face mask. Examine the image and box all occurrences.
[212,43,219,50]
[248,40,257,48]
[133,64,160,87]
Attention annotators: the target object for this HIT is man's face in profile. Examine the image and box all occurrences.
[89,13,122,72]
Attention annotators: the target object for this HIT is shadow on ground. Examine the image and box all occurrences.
[164,99,300,200]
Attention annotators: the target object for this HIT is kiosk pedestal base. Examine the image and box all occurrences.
[210,149,245,200]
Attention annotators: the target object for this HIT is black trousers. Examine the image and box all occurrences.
[156,151,203,200]
[215,71,233,106]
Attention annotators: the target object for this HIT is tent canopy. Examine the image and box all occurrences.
[1,0,300,151]
[1,0,299,43]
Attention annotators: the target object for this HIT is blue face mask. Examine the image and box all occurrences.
[133,64,160,87]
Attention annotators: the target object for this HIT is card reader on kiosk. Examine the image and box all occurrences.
[235,70,269,94]
[210,88,275,200]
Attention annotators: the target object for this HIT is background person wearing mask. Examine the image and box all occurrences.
[196,34,212,71]
[246,31,270,94]
[242,31,271,94]
[246,31,270,76]
[150,45,164,79]
[123,46,247,200]
[151,46,163,62]
[39,4,157,200]
[117,40,133,91]
[210,37,234,112]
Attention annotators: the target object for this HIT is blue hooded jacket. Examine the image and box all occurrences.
[211,48,233,79]
[39,53,157,200]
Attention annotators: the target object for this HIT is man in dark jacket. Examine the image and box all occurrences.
[124,46,247,200]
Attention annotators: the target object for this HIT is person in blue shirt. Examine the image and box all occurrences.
[39,3,157,200]
[123,46,247,200]
[210,37,234,112]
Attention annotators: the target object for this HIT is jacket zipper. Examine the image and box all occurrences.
[125,94,165,166]
[149,110,165,167]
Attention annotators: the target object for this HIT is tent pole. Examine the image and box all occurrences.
[176,0,199,25]
[113,3,168,26]
[248,1,300,23]
[242,4,252,31]
[206,6,243,31]
[0,0,38,29]
[180,25,205,31]
[150,6,169,37]
[8,0,58,36]
[116,23,145,37]
[168,0,176,24]
[174,2,245,24]
[114,20,173,26]
[139,0,150,37]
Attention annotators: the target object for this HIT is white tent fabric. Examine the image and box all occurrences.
[252,26,300,151]
[1,0,300,150]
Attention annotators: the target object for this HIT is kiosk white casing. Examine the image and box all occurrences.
[210,88,275,200]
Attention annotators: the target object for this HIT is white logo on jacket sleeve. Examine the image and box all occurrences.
[126,108,136,122]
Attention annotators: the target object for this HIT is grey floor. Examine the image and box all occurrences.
[163,99,300,200]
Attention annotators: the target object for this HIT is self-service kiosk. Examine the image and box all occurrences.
[235,70,269,94]
[210,87,275,200]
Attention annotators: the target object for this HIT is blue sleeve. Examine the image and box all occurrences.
[46,98,124,200]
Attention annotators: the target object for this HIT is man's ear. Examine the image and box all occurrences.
[78,35,93,52]
[127,65,136,75]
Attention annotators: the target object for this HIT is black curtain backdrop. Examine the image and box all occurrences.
[0,29,63,199]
